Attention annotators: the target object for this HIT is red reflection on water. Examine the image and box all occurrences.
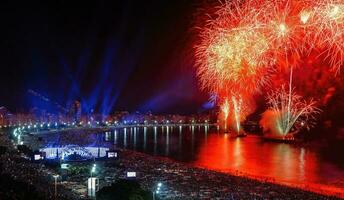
[193,135,344,197]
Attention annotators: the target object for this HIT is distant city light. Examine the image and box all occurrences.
[126,171,137,178]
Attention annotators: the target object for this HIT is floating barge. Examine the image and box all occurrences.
[262,133,296,143]
[223,130,247,138]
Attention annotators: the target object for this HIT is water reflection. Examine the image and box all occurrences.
[166,126,169,156]
[191,125,195,156]
[192,133,344,193]
[233,138,242,168]
[179,126,182,153]
[105,131,111,141]
[154,126,157,155]
[133,127,137,149]
[123,128,127,148]
[143,127,147,150]
[300,148,305,181]
[48,125,342,195]
[114,129,118,145]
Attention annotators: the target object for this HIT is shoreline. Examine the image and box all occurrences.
[188,158,344,199]
[115,148,342,199]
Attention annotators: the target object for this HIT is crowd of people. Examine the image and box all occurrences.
[0,132,80,200]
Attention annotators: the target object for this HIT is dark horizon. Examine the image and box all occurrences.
[0,0,209,115]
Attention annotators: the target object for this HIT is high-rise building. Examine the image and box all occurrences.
[69,101,82,123]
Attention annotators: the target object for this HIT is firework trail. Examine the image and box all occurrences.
[231,95,244,134]
[218,94,254,134]
[220,98,230,131]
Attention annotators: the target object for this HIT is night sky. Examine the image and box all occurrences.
[0,0,209,114]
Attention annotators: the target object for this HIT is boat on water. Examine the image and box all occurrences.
[236,130,247,137]
[223,129,248,138]
[236,133,247,137]
[262,132,296,143]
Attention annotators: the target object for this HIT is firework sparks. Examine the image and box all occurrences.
[196,0,344,74]
[195,0,343,135]
[312,1,344,72]
[196,28,273,95]
[261,85,320,136]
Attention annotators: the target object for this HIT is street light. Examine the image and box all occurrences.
[53,174,59,200]
[153,182,163,200]
[91,164,96,177]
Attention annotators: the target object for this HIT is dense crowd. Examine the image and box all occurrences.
[0,132,80,200]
